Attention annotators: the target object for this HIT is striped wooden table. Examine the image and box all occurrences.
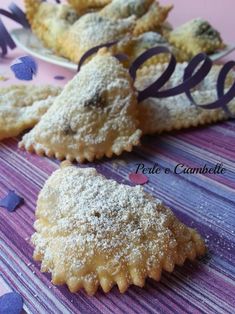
[0,120,234,314]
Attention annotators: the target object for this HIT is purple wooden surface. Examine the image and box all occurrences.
[0,121,235,314]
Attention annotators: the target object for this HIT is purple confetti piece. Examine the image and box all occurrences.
[19,56,38,74]
[0,292,23,314]
[11,56,38,81]
[129,173,149,185]
[54,75,65,80]
[0,190,24,212]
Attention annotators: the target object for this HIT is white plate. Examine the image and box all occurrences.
[11,28,235,71]
[11,28,78,71]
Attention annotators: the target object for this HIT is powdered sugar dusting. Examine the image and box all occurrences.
[20,53,141,162]
[32,166,206,294]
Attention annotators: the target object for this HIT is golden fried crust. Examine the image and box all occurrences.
[25,0,79,56]
[24,0,41,24]
[68,0,111,14]
[133,2,173,36]
[19,52,142,163]
[59,13,135,63]
[99,0,154,20]
[32,165,206,295]
[0,85,61,141]
[135,63,235,135]
[168,18,225,58]
[116,32,186,66]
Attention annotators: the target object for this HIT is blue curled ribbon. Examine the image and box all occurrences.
[0,3,30,56]
[78,44,235,118]
[0,1,60,57]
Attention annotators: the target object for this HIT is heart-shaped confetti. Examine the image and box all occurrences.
[0,292,24,314]
[0,190,24,212]
[129,173,149,185]
[10,56,38,81]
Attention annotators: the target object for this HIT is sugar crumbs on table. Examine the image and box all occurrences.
[0,191,24,212]
[0,292,24,314]
[0,75,9,81]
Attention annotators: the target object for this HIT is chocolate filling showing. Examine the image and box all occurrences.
[83,92,106,108]
[195,22,221,39]
[63,124,77,135]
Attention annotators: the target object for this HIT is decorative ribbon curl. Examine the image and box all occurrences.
[78,44,235,118]
[0,1,60,57]
[77,41,129,72]
[0,3,29,56]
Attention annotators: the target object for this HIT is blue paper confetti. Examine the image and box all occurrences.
[10,56,38,81]
[0,190,24,212]
[0,292,24,314]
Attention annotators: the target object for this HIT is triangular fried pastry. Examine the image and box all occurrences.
[24,0,79,57]
[168,18,225,58]
[68,0,111,14]
[61,13,135,63]
[0,85,61,140]
[136,63,235,135]
[32,163,206,295]
[19,51,141,162]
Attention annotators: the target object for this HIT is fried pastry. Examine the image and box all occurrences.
[0,85,61,140]
[32,163,206,295]
[123,32,186,65]
[68,0,111,14]
[136,63,235,134]
[24,0,79,57]
[99,0,154,20]
[60,13,135,63]
[168,18,225,58]
[138,90,235,135]
[138,62,234,91]
[133,2,173,36]
[19,51,141,162]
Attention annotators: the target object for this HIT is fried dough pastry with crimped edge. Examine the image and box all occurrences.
[0,85,61,141]
[68,0,111,14]
[24,0,79,57]
[32,163,206,295]
[60,13,135,63]
[114,32,187,66]
[138,90,235,135]
[99,0,154,20]
[19,51,142,163]
[133,2,173,36]
[168,18,225,58]
[136,63,235,135]
[137,63,234,94]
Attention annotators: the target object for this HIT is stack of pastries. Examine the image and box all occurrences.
[24,0,225,65]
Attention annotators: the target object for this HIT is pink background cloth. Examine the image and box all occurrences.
[0,0,234,86]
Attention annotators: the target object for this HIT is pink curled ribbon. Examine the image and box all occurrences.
[0,1,60,57]
[78,44,235,118]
